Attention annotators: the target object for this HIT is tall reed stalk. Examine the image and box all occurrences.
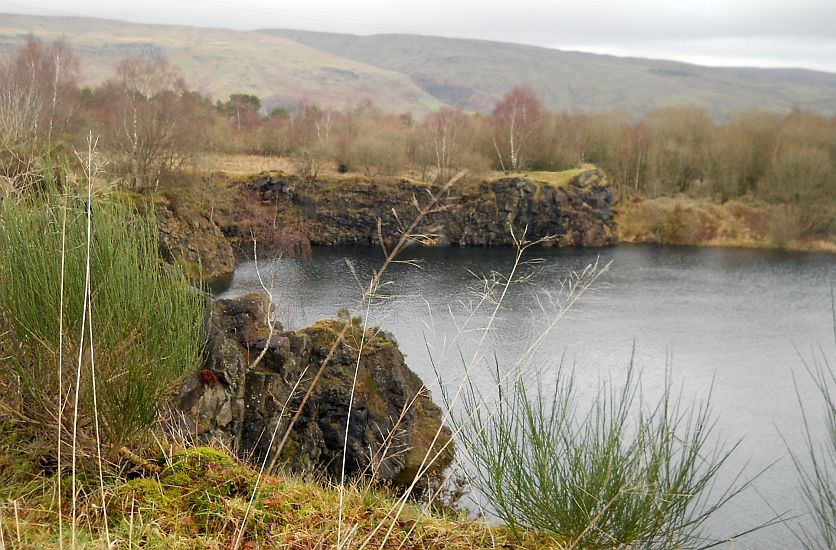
[788,295,836,549]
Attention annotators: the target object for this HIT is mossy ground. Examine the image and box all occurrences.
[487,165,597,187]
[485,165,600,202]
[0,436,558,549]
[302,318,397,355]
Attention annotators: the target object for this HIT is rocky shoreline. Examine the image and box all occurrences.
[239,168,615,249]
[153,167,617,279]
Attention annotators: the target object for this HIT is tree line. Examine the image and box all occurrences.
[1,37,833,236]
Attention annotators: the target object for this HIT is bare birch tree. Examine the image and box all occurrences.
[0,37,79,193]
[490,86,544,172]
[423,107,471,182]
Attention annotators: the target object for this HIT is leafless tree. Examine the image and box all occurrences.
[0,37,79,193]
[423,107,471,182]
[94,57,199,189]
[490,86,544,172]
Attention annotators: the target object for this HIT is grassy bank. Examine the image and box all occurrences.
[616,195,836,252]
[0,437,553,549]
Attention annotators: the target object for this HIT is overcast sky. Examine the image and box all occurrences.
[2,0,835,72]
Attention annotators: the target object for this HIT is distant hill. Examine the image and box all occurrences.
[264,29,836,115]
[1,14,835,116]
[0,14,444,114]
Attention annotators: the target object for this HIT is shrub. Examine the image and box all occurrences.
[652,203,708,245]
[0,173,204,450]
[451,361,750,548]
[765,204,805,249]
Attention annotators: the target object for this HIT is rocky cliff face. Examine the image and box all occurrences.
[148,168,615,278]
[175,293,453,487]
[142,198,236,280]
[225,168,616,251]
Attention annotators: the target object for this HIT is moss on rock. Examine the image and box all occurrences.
[177,297,453,491]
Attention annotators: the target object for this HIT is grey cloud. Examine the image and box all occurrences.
[369,0,836,43]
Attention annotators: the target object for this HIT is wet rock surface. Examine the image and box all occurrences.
[175,293,453,487]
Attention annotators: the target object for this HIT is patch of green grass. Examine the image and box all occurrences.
[450,360,755,548]
[488,165,599,200]
[485,165,600,202]
[0,441,555,548]
[0,172,204,450]
[522,165,597,188]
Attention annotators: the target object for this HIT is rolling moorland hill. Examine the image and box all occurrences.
[1,13,836,116]
[265,29,836,115]
[0,14,444,114]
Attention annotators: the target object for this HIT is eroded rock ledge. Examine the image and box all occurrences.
[139,197,236,280]
[175,293,453,487]
[222,167,616,253]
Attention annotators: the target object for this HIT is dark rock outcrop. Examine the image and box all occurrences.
[149,168,615,275]
[222,167,616,251]
[175,293,453,487]
[142,199,236,280]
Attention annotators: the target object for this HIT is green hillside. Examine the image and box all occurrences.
[1,13,835,116]
[263,29,836,115]
[0,14,444,114]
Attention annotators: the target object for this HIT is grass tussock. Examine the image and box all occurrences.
[788,308,836,549]
[0,175,204,450]
[450,360,754,549]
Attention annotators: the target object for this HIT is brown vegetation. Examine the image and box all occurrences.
[0,38,79,193]
[0,37,833,249]
[617,195,836,251]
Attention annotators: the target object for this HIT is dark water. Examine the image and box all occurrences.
[218,244,835,548]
